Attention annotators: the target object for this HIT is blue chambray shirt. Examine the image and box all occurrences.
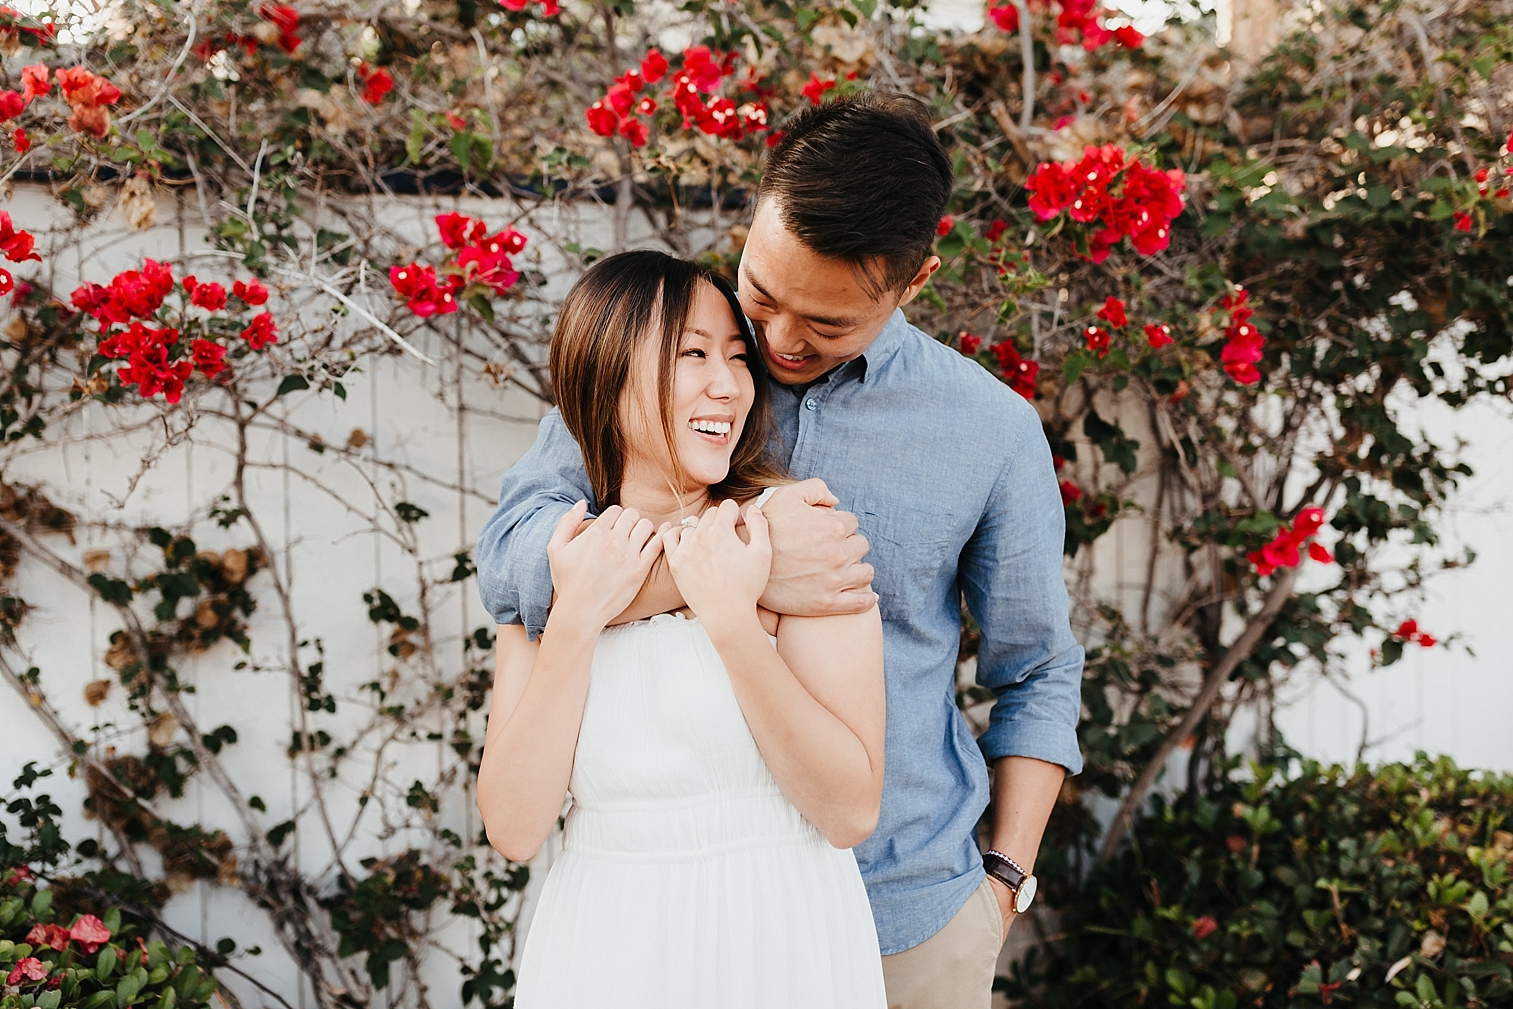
[475,309,1084,955]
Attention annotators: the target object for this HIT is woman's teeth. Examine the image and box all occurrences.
[689,419,732,436]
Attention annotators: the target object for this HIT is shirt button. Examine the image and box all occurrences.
[804,398,818,411]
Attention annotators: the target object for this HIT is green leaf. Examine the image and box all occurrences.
[95,946,118,982]
[30,887,52,920]
[466,292,495,324]
[275,374,310,398]
[331,381,346,401]
[406,109,426,165]
[854,0,877,15]
[450,131,476,173]
[1064,349,1093,385]
[796,8,820,30]
[80,993,116,1009]
[103,908,121,936]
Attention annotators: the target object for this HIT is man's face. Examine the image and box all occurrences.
[738,198,939,386]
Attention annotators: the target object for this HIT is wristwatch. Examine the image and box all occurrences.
[983,850,1038,914]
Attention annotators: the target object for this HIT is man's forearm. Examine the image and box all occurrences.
[606,554,685,625]
[988,755,1066,873]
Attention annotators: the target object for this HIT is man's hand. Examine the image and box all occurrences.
[755,479,876,616]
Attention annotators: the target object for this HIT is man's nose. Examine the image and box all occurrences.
[761,314,804,354]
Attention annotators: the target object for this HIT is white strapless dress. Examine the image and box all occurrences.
[513,612,887,1007]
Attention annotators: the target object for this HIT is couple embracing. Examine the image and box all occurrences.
[474,93,1084,1008]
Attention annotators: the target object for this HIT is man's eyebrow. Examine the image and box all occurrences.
[742,267,861,330]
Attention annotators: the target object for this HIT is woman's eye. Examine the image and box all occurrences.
[681,349,706,359]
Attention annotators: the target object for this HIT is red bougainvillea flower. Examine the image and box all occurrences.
[187,279,227,311]
[233,278,269,306]
[458,227,528,294]
[640,49,668,83]
[12,127,28,152]
[1059,480,1082,506]
[0,212,39,264]
[240,312,279,350]
[1084,324,1111,358]
[1192,916,1218,940]
[1096,296,1127,327]
[988,2,1020,32]
[445,110,467,130]
[20,63,49,102]
[802,73,838,105]
[0,223,36,262]
[1113,24,1145,47]
[436,212,487,250]
[71,260,176,326]
[1215,287,1265,384]
[984,219,1009,242]
[26,923,71,950]
[359,65,394,105]
[1028,146,1184,262]
[990,339,1040,399]
[389,263,461,317]
[55,65,121,138]
[69,914,111,954]
[1453,211,1473,232]
[1248,506,1332,576]
[0,269,12,296]
[936,215,955,237]
[0,89,24,120]
[191,338,227,378]
[958,332,982,356]
[109,324,192,403]
[498,0,561,15]
[7,957,47,984]
[259,4,301,54]
[1392,620,1436,648]
[1143,322,1174,348]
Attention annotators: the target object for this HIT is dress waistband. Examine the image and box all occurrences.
[563,786,821,861]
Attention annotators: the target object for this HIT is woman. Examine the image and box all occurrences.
[476,250,886,1006]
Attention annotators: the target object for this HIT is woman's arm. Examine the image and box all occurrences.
[664,500,886,848]
[476,503,662,862]
[706,607,885,848]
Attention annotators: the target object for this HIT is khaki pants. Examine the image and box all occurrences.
[880,877,1003,1009]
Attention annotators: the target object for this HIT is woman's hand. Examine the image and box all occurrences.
[663,498,771,631]
[547,500,663,631]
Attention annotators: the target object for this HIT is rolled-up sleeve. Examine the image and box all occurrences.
[960,399,1085,775]
[475,410,594,638]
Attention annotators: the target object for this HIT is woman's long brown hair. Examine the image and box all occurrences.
[549,250,785,508]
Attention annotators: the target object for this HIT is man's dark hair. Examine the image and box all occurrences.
[758,92,954,298]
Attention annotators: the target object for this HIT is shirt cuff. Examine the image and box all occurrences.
[977,716,1084,776]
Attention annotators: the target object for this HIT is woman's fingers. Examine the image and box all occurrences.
[548,500,590,551]
[745,503,770,552]
[629,517,656,549]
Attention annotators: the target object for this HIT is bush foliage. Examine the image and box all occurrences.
[1013,756,1513,1009]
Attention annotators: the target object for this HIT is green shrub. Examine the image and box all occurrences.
[0,867,217,1009]
[1012,755,1513,1009]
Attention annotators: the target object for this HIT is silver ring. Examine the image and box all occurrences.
[680,516,699,530]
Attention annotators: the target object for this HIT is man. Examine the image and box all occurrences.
[476,92,1083,1008]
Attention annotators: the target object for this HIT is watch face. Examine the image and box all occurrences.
[1014,874,1037,913]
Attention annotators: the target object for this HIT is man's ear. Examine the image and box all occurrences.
[895,255,942,309]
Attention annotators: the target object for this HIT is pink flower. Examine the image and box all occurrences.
[20,64,50,103]
[233,278,269,306]
[1192,915,1218,940]
[26,923,71,950]
[240,311,278,350]
[1096,296,1127,327]
[69,914,111,954]
[7,957,47,984]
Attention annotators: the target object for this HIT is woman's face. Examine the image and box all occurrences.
[622,280,756,496]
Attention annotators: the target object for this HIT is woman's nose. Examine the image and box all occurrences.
[707,358,740,399]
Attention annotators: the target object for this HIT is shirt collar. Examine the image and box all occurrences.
[853,309,909,383]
